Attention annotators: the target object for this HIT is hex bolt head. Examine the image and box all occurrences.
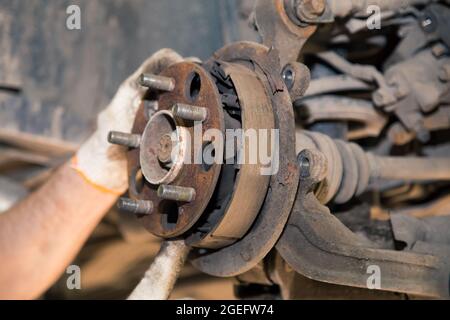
[420,16,435,33]
[117,198,153,215]
[157,185,196,202]
[172,103,208,122]
[139,73,175,92]
[108,131,141,148]
[297,0,326,20]
[372,91,384,107]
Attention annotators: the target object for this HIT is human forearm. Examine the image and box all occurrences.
[0,49,183,300]
[0,162,117,299]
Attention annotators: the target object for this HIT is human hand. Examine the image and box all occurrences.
[72,49,183,194]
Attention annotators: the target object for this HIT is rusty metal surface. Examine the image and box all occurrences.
[190,41,300,277]
[298,96,388,140]
[296,130,450,205]
[282,62,311,101]
[128,239,190,300]
[79,0,450,299]
[368,155,450,182]
[276,153,450,298]
[267,251,404,299]
[254,0,317,66]
[128,62,224,238]
[298,131,343,204]
[374,50,450,142]
[304,75,372,97]
[387,194,450,219]
[3,0,449,300]
[391,214,450,250]
[190,62,275,249]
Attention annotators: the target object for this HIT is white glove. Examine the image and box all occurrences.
[72,49,183,194]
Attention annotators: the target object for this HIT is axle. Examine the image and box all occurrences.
[297,130,450,204]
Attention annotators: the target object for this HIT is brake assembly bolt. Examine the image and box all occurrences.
[297,0,326,20]
[157,185,196,202]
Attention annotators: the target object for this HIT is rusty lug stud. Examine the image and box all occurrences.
[108,131,141,148]
[157,185,196,202]
[117,198,153,215]
[139,73,175,92]
[172,103,208,122]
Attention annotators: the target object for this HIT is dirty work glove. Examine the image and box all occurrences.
[72,49,183,194]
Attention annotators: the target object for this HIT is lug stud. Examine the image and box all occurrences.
[108,131,141,148]
[117,198,153,215]
[157,185,196,202]
[139,73,175,92]
[172,103,207,122]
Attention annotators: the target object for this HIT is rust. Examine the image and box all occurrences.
[128,62,224,237]
[190,62,275,249]
[254,0,317,66]
[191,42,300,277]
